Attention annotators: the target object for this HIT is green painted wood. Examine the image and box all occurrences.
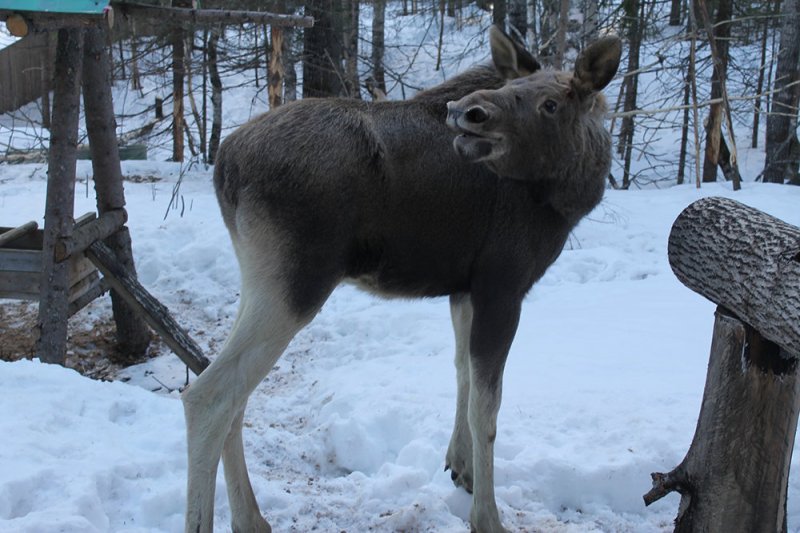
[0,0,108,14]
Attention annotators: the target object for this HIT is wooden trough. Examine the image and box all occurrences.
[0,214,106,317]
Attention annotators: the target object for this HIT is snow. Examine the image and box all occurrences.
[2,7,800,532]
[2,165,799,532]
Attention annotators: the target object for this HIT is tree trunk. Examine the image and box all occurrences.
[618,0,643,188]
[342,0,360,98]
[82,27,151,362]
[668,0,681,25]
[677,64,691,185]
[752,0,773,149]
[508,0,527,43]
[283,27,298,102]
[582,0,599,44]
[647,196,800,530]
[371,0,386,95]
[528,0,538,53]
[493,0,507,31]
[171,0,193,162]
[36,28,84,365]
[130,19,142,92]
[701,0,738,185]
[554,0,569,69]
[303,0,344,97]
[207,27,222,165]
[269,26,285,108]
[764,0,800,184]
[540,0,559,64]
[644,309,799,533]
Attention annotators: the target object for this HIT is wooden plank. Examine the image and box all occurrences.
[0,270,39,300]
[86,241,210,374]
[0,249,41,272]
[68,270,99,304]
[0,220,38,248]
[68,277,108,317]
[68,253,95,286]
[0,229,41,250]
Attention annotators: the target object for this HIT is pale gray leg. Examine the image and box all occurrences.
[465,293,520,533]
[446,293,474,492]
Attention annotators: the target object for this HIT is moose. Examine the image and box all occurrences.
[183,26,621,533]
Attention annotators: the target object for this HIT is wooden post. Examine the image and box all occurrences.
[82,26,152,360]
[645,197,800,530]
[268,25,284,109]
[36,28,84,364]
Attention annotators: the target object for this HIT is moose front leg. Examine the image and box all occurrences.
[466,293,521,533]
[446,294,475,492]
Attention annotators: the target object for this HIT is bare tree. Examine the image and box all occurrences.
[699,0,741,188]
[764,0,800,184]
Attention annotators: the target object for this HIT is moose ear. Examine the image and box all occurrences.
[489,25,540,80]
[572,35,622,96]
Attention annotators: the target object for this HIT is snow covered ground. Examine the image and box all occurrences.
[2,6,799,531]
[2,160,799,532]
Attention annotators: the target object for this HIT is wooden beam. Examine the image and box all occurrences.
[54,209,126,262]
[668,197,800,358]
[112,2,314,28]
[0,221,38,248]
[86,240,210,375]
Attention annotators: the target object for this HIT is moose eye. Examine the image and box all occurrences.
[542,99,558,114]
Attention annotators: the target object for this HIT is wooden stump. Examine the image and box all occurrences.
[645,197,800,531]
[645,308,800,532]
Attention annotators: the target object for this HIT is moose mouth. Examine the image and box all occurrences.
[446,104,502,162]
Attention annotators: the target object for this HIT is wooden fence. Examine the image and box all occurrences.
[0,31,56,114]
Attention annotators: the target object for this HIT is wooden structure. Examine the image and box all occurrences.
[0,1,311,373]
[644,197,800,532]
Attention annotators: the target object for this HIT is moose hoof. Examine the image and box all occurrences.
[469,505,508,533]
[445,463,474,494]
[231,514,272,533]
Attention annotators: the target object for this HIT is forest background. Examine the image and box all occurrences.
[0,0,799,191]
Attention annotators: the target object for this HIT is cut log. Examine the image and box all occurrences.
[113,2,314,28]
[645,307,800,532]
[668,197,800,358]
[86,241,210,375]
[0,221,38,248]
[36,28,84,365]
[54,209,126,262]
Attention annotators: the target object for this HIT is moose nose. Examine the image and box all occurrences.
[464,106,489,124]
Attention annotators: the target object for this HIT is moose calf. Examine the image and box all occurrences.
[184,26,621,533]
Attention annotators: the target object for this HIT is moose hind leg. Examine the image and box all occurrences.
[222,406,271,533]
[183,271,316,533]
[446,294,474,493]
